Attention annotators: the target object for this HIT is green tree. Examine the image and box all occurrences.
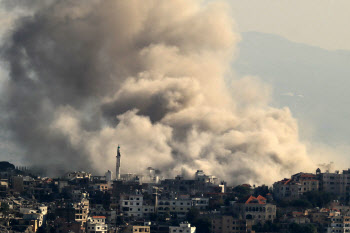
[232,185,252,201]
[289,223,317,233]
[254,185,270,197]
[186,207,200,222]
[303,191,335,207]
[192,218,211,233]
[290,199,313,208]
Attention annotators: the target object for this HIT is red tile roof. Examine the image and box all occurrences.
[245,195,267,204]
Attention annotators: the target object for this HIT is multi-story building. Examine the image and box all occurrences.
[122,225,151,233]
[326,214,350,233]
[232,195,276,224]
[120,191,155,218]
[20,205,48,228]
[273,172,319,200]
[65,171,91,181]
[87,216,108,233]
[157,198,192,218]
[90,205,117,226]
[195,170,218,184]
[273,178,301,200]
[191,197,209,210]
[318,168,350,198]
[169,222,196,233]
[211,216,253,233]
[73,193,90,227]
[161,171,220,196]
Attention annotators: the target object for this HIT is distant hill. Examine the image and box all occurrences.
[233,31,350,144]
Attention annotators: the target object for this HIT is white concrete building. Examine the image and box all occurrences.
[87,216,108,233]
[20,205,47,228]
[169,222,196,233]
[105,170,113,182]
[326,214,350,233]
[120,191,155,218]
[65,171,91,180]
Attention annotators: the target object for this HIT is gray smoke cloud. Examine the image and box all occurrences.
[1,0,315,184]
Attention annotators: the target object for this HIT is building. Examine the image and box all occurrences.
[120,190,155,218]
[157,198,192,218]
[319,169,350,198]
[169,222,196,233]
[122,225,151,233]
[87,216,108,233]
[232,195,276,224]
[20,205,48,228]
[195,170,218,184]
[65,171,91,180]
[191,197,209,210]
[211,216,253,233]
[90,205,117,225]
[73,193,90,227]
[326,214,350,233]
[105,170,113,182]
[273,172,319,200]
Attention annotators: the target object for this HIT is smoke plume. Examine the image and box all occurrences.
[1,0,315,184]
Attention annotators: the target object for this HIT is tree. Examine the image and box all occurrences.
[0,202,9,213]
[253,221,281,232]
[186,208,200,223]
[289,223,317,233]
[192,218,211,233]
[254,185,269,197]
[232,185,252,200]
[289,199,313,208]
[303,191,335,208]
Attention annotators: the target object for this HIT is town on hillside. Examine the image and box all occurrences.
[0,155,349,233]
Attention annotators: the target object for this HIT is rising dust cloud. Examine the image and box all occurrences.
[1,0,315,185]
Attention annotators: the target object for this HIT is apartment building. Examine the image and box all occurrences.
[120,191,155,218]
[157,199,192,218]
[211,216,253,233]
[169,222,196,233]
[87,216,108,233]
[326,214,350,233]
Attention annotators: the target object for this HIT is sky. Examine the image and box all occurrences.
[0,0,349,182]
[230,0,350,51]
[229,0,350,169]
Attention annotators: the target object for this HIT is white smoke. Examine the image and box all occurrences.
[1,0,315,184]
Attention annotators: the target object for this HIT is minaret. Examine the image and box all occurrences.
[116,145,121,180]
